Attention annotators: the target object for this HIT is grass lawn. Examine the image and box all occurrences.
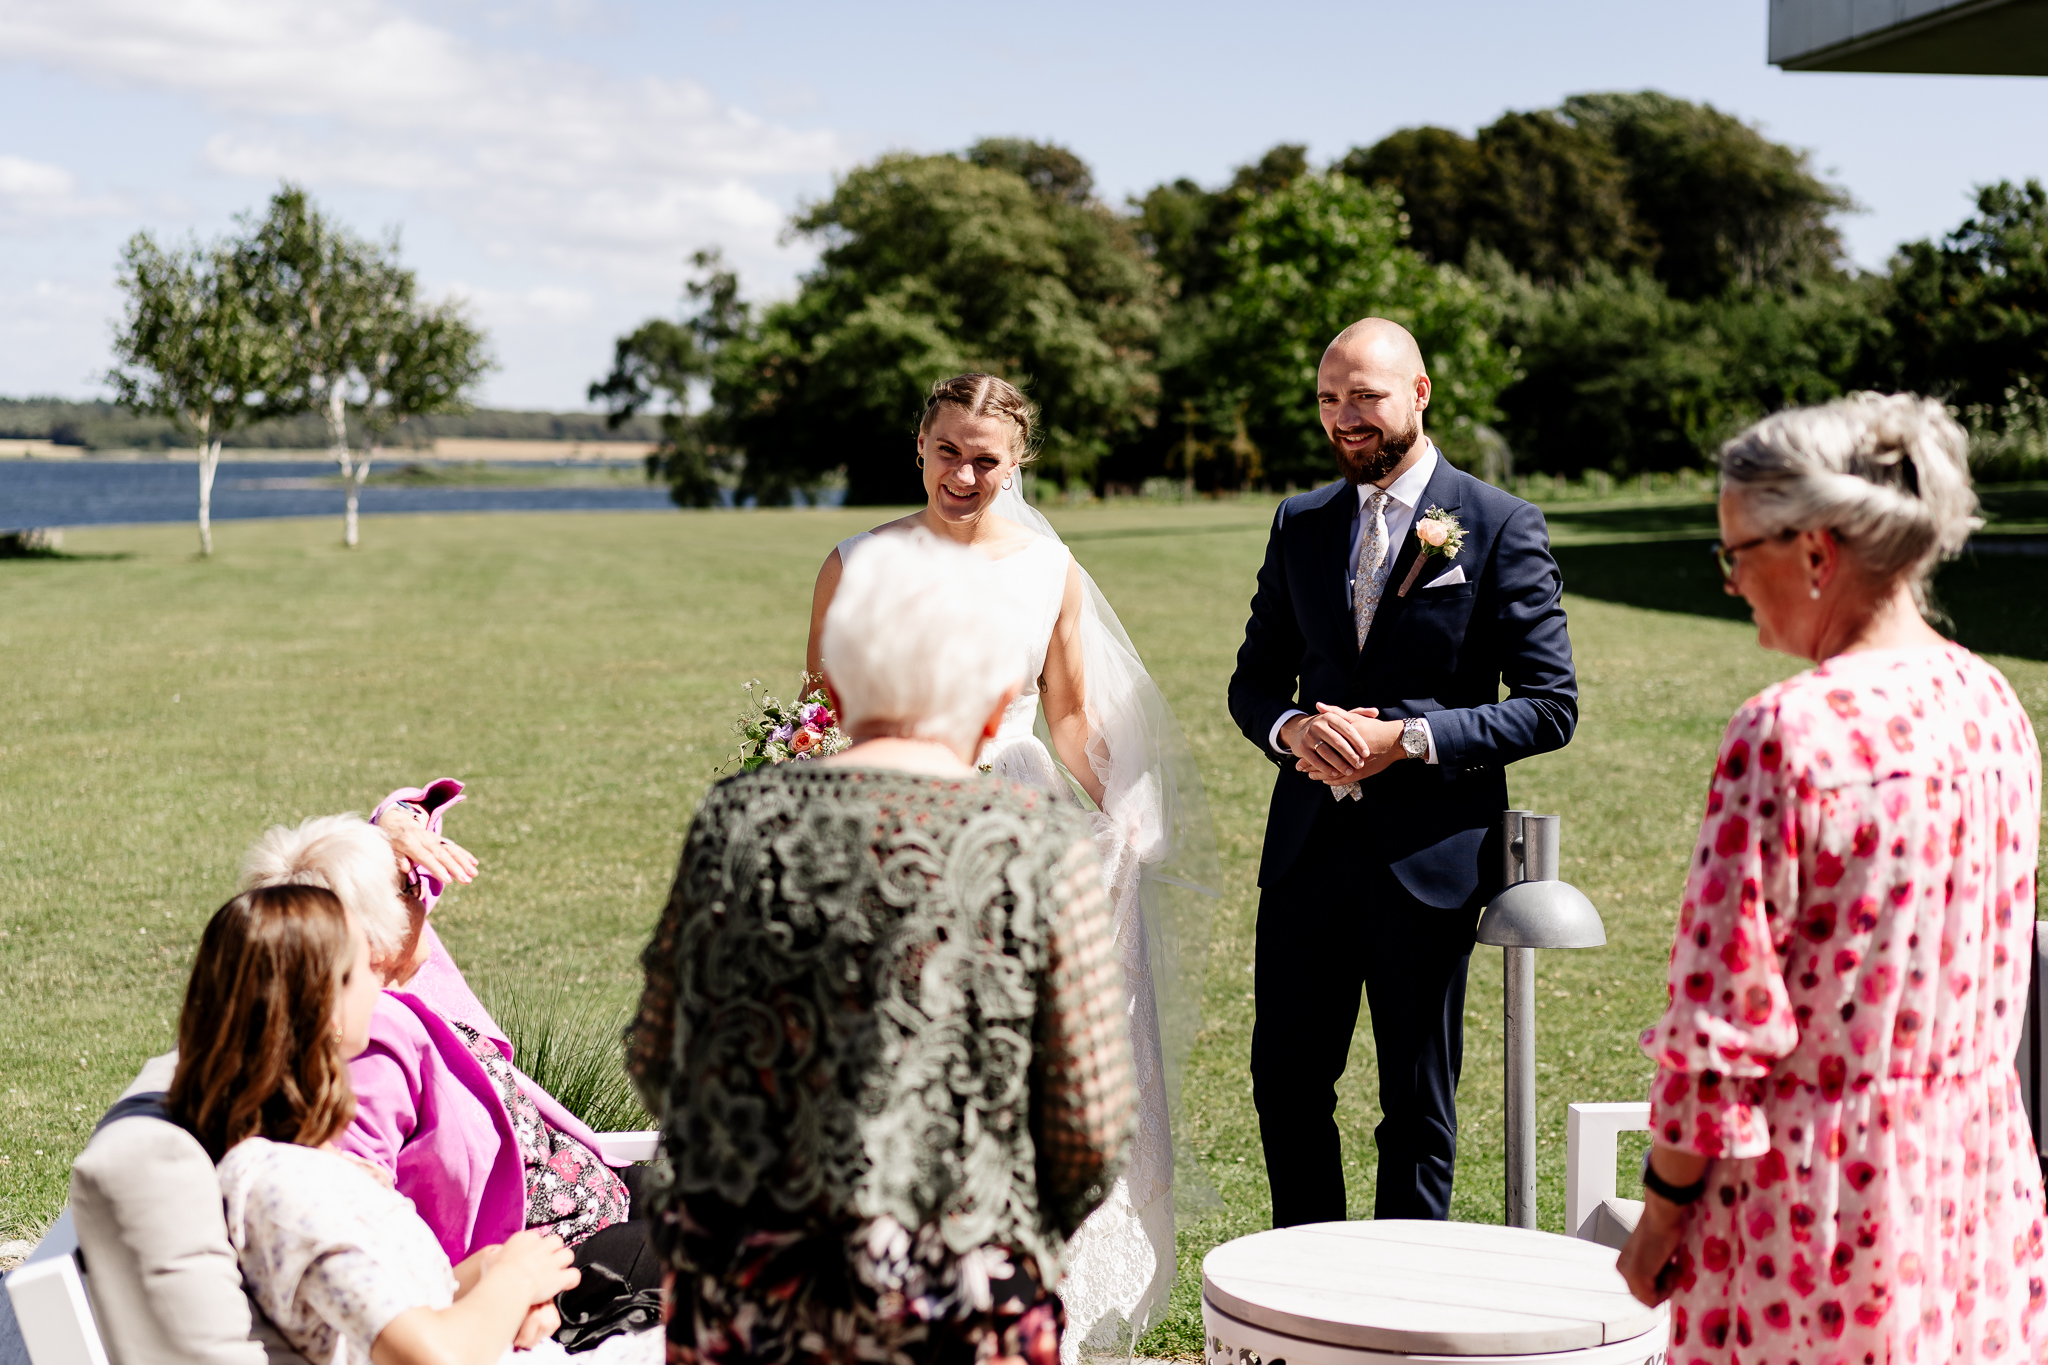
[2,499,2043,1354]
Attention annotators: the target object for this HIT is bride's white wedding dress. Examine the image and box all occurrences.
[838,521,1212,1361]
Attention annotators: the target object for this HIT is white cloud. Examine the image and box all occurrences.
[0,153,127,228]
[0,0,845,291]
[0,155,72,198]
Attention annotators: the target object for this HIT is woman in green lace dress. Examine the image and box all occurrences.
[630,531,1136,1365]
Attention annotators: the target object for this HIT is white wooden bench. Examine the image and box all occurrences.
[2,1132,660,1365]
[1565,1103,1650,1251]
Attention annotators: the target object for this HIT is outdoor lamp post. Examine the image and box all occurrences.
[1475,810,1606,1229]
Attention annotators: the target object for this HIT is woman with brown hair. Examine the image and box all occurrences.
[171,883,584,1365]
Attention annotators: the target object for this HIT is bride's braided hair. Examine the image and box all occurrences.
[918,373,1041,465]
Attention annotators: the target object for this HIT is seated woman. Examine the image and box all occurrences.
[169,882,581,1365]
[240,804,657,1348]
[630,531,1136,1365]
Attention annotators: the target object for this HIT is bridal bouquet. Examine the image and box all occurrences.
[726,677,849,773]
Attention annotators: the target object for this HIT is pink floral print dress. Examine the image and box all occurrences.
[1643,644,2044,1365]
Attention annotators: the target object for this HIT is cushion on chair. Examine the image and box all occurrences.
[66,1053,301,1365]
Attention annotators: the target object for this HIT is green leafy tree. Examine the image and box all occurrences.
[1132,144,1309,301]
[1494,263,1879,475]
[1871,180,2048,415]
[1341,93,1848,298]
[965,137,1095,205]
[239,188,389,543]
[108,235,278,556]
[1470,110,1651,285]
[590,249,744,507]
[1336,128,1484,268]
[681,148,1163,505]
[1562,92,1850,298]
[1118,145,1311,489]
[355,297,494,529]
[1190,173,1515,489]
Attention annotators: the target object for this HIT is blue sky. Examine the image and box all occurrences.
[2,0,2043,410]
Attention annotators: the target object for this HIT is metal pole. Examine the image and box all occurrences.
[1500,810,1541,1230]
[1504,944,1537,1228]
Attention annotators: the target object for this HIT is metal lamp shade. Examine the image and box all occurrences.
[1475,879,1607,950]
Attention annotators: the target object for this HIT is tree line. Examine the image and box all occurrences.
[108,186,491,553]
[0,398,660,453]
[595,91,2048,506]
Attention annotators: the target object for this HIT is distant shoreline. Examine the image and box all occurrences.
[0,436,659,463]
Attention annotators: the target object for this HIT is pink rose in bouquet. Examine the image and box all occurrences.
[727,676,851,772]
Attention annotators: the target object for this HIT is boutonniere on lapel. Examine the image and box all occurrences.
[1397,507,1466,597]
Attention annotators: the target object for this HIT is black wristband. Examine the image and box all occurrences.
[1641,1150,1709,1205]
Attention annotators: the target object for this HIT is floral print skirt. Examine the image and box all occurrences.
[656,1202,1063,1365]
[1665,1067,2047,1365]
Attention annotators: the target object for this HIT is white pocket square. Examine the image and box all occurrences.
[1424,565,1467,588]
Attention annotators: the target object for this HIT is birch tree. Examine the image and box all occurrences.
[108,235,274,556]
[238,186,399,547]
[356,298,493,518]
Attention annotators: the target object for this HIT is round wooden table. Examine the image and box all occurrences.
[1201,1221,1668,1365]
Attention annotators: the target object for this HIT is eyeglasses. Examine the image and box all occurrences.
[1711,530,1795,582]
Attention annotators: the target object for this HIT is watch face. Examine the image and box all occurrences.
[1402,721,1427,757]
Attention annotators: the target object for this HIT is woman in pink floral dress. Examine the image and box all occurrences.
[1618,393,2045,1365]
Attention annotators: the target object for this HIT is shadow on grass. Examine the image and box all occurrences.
[0,547,135,562]
[1557,537,2048,663]
[1542,501,1720,539]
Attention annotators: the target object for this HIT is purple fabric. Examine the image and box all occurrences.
[369,778,466,912]
[337,991,526,1263]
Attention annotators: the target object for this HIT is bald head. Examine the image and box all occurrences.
[1323,317,1425,377]
[1316,318,1432,486]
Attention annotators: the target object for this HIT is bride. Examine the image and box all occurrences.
[805,373,1218,1361]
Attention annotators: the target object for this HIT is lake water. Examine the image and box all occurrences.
[0,459,681,529]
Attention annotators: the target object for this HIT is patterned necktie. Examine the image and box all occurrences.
[1353,488,1392,649]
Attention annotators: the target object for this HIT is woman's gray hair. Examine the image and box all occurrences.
[824,531,1028,748]
[238,814,408,957]
[1719,392,1982,612]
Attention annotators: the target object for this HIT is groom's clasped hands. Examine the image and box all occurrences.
[1281,702,1408,785]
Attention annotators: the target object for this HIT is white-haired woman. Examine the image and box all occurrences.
[631,530,1135,1365]
[1615,394,2044,1365]
[805,373,1217,1358]
[240,810,657,1348]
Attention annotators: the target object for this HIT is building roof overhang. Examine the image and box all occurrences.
[1770,0,2048,74]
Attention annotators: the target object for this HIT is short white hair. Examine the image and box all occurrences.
[823,531,1028,748]
[238,814,408,957]
[1720,392,1982,613]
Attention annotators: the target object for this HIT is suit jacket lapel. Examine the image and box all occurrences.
[1359,456,1463,664]
[1315,485,1361,668]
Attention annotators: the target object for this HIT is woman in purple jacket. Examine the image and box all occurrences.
[237,783,659,1349]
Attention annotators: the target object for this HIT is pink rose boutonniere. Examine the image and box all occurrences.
[1397,506,1466,597]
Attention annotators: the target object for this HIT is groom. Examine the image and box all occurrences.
[1229,318,1577,1226]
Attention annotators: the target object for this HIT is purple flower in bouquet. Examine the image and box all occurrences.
[769,721,796,744]
[798,701,833,730]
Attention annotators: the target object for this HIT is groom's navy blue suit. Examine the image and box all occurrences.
[1229,454,1576,1225]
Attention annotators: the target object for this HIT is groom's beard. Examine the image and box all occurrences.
[1332,413,1419,485]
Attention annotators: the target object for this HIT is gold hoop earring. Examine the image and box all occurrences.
[916,455,925,469]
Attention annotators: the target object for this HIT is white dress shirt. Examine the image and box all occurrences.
[1269,443,1441,762]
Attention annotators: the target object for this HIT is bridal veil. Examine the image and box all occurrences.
[988,483,1220,1359]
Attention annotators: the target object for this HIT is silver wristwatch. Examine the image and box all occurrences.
[1398,717,1429,761]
